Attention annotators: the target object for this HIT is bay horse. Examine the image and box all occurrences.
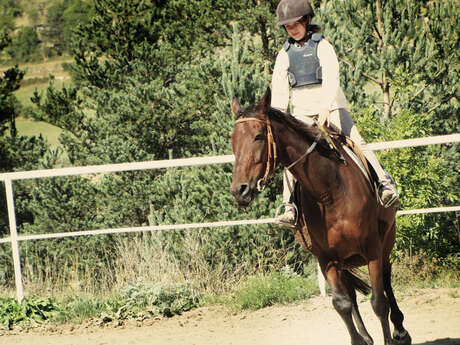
[230,88,411,345]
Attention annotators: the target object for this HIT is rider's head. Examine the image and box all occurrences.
[276,0,315,41]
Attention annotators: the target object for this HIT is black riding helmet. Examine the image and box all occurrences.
[276,0,314,26]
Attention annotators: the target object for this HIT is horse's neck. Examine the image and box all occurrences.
[273,122,327,169]
[273,121,339,195]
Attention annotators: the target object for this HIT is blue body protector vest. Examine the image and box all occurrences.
[284,33,323,88]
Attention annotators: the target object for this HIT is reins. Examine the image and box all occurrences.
[234,116,321,191]
[285,133,322,171]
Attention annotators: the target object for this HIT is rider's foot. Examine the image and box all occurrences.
[379,180,399,208]
[276,206,296,227]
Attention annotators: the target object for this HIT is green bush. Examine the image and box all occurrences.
[115,281,201,319]
[6,26,40,62]
[0,297,61,330]
[353,107,458,261]
[232,267,319,311]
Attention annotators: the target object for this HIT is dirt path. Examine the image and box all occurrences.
[1,288,459,345]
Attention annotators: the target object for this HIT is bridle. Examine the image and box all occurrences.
[234,116,321,192]
[235,117,277,191]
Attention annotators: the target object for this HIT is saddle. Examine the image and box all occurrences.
[324,125,379,193]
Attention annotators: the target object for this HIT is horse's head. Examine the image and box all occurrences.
[230,88,275,207]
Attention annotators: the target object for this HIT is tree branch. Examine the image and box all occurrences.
[409,69,445,102]
[427,94,456,114]
[341,58,382,86]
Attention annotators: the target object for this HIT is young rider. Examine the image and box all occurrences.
[272,0,399,226]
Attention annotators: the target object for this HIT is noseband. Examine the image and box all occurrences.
[234,117,277,191]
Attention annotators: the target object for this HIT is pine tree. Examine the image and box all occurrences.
[0,32,49,284]
[319,0,459,123]
[145,26,312,285]
[316,0,459,261]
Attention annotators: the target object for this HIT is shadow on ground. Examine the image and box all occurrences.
[415,339,460,345]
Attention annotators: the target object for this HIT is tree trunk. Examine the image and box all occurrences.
[258,17,270,59]
[382,75,392,120]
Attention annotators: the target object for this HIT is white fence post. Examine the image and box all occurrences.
[4,179,24,303]
[317,261,326,297]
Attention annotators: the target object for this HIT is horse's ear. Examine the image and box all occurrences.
[258,87,271,110]
[232,98,241,116]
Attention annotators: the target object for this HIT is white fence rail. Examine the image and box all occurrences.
[1,133,459,302]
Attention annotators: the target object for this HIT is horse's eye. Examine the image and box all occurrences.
[254,134,265,142]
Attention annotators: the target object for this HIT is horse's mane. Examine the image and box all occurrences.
[235,105,332,152]
[267,107,325,143]
[235,106,342,159]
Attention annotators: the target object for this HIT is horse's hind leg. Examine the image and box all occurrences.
[323,261,371,345]
[383,262,411,345]
[343,275,374,345]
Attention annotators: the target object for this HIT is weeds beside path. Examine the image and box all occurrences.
[1,288,459,345]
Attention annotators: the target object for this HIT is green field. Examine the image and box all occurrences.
[15,116,62,149]
[15,82,64,149]
[6,58,72,148]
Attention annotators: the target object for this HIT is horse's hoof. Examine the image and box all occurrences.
[363,336,374,345]
[392,329,411,345]
[352,335,373,345]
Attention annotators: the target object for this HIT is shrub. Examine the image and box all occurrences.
[115,281,201,319]
[6,26,40,62]
[0,297,61,330]
[232,267,319,311]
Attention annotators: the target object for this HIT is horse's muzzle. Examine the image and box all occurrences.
[230,182,256,207]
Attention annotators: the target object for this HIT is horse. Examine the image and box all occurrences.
[230,88,411,345]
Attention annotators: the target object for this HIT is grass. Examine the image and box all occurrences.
[14,72,70,109]
[448,290,459,298]
[0,281,202,330]
[15,117,63,149]
[391,252,460,290]
[1,56,72,79]
[5,57,71,148]
[60,296,108,324]
[1,57,69,150]
[0,254,458,331]
[230,270,319,311]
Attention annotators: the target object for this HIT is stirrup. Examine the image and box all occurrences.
[378,183,400,208]
[275,203,299,228]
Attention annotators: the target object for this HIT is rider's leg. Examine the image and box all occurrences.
[329,109,399,207]
[276,169,297,226]
[276,115,317,226]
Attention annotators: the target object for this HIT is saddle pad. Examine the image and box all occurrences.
[342,145,371,183]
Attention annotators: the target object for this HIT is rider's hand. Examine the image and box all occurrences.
[318,109,330,127]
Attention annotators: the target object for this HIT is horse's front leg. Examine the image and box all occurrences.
[321,260,372,345]
[368,258,393,345]
[383,262,411,344]
[382,223,411,345]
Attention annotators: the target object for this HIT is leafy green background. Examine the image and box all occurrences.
[0,0,458,310]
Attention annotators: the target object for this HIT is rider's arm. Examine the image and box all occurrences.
[318,39,342,114]
[271,49,290,113]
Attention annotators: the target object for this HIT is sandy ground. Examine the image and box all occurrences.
[0,288,459,345]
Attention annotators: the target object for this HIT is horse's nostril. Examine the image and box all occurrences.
[239,184,249,197]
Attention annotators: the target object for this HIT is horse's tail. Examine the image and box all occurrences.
[343,269,371,295]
